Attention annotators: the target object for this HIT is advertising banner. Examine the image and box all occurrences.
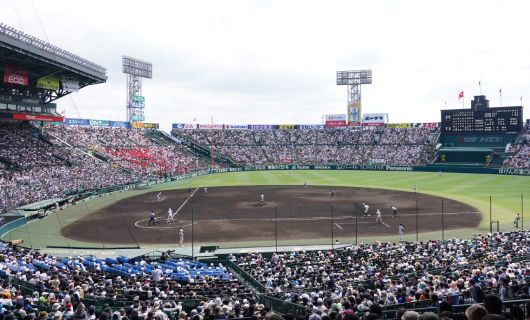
[64,118,89,126]
[323,114,347,121]
[110,121,130,128]
[298,124,324,129]
[224,124,248,130]
[386,123,412,129]
[12,113,63,122]
[37,76,60,90]
[347,101,362,125]
[198,124,223,129]
[3,65,29,86]
[248,124,273,130]
[141,122,159,129]
[362,113,388,126]
[278,124,296,129]
[420,122,439,128]
[172,123,196,129]
[325,120,348,128]
[131,100,145,108]
[61,80,80,92]
[131,95,145,102]
[89,119,110,127]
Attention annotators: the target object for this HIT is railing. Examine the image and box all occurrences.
[225,259,267,293]
[0,23,106,76]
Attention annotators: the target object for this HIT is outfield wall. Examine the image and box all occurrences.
[214,164,530,176]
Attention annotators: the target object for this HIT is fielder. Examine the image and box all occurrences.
[363,203,370,217]
[375,209,382,223]
[514,213,521,228]
[304,181,308,189]
[260,194,265,206]
[167,208,174,223]
[178,229,184,246]
[148,211,158,226]
[391,205,398,218]
[329,189,335,198]
[204,187,208,195]
[399,224,405,241]
[156,192,162,201]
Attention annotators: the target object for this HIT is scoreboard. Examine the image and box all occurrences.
[441,106,523,134]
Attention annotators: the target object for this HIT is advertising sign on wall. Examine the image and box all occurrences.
[325,120,348,128]
[64,118,89,126]
[13,113,63,122]
[3,65,29,86]
[172,123,197,129]
[198,124,223,129]
[36,76,60,90]
[348,101,362,125]
[323,114,347,121]
[362,113,388,127]
[224,124,248,130]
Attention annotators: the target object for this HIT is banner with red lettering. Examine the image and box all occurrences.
[3,65,29,86]
[12,113,64,122]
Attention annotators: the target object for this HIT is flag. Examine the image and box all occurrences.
[192,118,197,122]
[458,91,464,99]
[499,88,502,95]
[479,80,481,87]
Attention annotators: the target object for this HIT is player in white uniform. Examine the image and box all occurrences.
[363,203,369,216]
[304,181,308,189]
[167,208,174,223]
[375,209,382,223]
[157,192,162,201]
[178,229,184,246]
[260,194,265,206]
[399,224,405,241]
[391,206,398,218]
[204,187,208,195]
[514,213,521,228]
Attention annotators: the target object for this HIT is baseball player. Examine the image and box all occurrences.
[375,209,382,223]
[167,208,174,223]
[329,189,335,198]
[260,194,265,206]
[304,181,308,189]
[514,213,521,228]
[204,187,208,195]
[156,192,162,201]
[399,224,405,241]
[179,229,184,246]
[363,203,370,216]
[391,206,398,218]
[148,211,157,226]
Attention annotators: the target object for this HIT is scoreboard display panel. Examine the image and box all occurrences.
[441,106,523,134]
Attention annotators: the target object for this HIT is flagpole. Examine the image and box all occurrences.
[479,79,482,95]
[462,92,464,109]
[500,88,503,107]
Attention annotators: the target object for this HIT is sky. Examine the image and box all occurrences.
[1,0,529,131]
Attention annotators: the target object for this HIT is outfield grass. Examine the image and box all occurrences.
[3,170,529,249]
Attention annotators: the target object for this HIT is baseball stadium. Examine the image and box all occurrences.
[1,6,530,320]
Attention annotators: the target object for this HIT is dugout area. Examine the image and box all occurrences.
[60,185,480,247]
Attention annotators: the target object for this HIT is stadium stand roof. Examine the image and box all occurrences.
[0,23,107,104]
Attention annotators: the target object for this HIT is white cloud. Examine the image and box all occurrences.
[1,0,529,131]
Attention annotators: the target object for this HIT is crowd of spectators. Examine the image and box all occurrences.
[1,231,530,320]
[45,125,208,177]
[175,127,436,165]
[0,123,208,210]
[503,128,530,169]
[0,242,258,320]
[235,231,530,316]
[0,123,139,210]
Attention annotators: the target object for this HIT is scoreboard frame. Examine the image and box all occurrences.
[441,106,523,134]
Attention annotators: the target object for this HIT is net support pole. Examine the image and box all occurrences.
[490,195,493,233]
[416,200,419,242]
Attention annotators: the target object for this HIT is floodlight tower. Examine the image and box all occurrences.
[336,70,372,125]
[122,56,153,123]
